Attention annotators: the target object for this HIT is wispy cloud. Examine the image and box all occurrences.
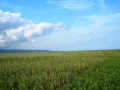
[35,13,120,50]
[47,0,105,10]
[97,0,105,9]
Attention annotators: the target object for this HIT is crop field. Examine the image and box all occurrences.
[0,50,120,90]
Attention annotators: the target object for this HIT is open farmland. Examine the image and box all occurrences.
[0,50,120,90]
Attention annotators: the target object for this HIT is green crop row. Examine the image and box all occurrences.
[0,50,120,90]
[61,51,120,90]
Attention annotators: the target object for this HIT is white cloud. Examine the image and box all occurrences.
[0,10,31,32]
[0,10,66,48]
[32,13,120,50]
[97,0,105,8]
[47,0,105,10]
[0,9,120,50]
[82,13,120,31]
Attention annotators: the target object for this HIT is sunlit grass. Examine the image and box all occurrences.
[0,50,120,90]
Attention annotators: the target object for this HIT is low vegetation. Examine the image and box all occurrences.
[0,50,120,90]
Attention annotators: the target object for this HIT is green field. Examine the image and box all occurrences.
[0,50,120,90]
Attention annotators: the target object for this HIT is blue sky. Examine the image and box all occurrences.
[0,0,120,51]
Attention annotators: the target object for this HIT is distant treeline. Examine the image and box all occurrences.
[0,49,51,53]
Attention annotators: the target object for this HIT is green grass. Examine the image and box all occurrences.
[0,50,120,90]
[61,51,120,90]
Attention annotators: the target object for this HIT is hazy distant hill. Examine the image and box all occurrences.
[0,49,51,53]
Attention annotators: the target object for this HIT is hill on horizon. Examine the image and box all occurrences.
[0,49,51,53]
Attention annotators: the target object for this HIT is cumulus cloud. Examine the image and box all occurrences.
[0,10,31,32]
[0,10,66,48]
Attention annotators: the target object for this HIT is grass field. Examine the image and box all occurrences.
[0,50,120,90]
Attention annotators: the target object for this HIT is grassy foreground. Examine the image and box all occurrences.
[0,50,120,90]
